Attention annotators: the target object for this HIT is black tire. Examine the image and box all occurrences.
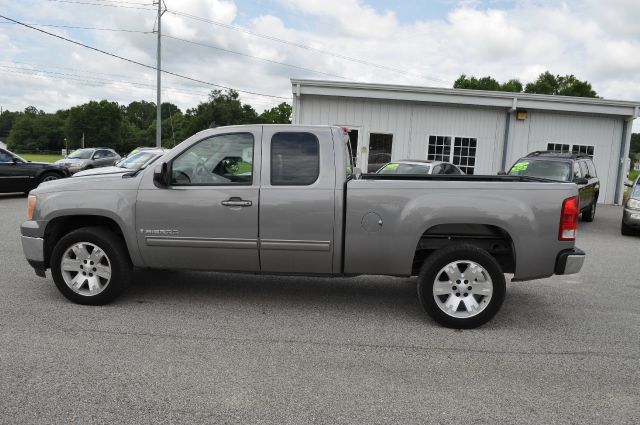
[50,226,132,305]
[417,244,506,329]
[582,200,596,222]
[621,220,636,236]
[38,171,62,185]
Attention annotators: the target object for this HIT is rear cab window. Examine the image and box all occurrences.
[578,161,589,178]
[586,160,597,178]
[271,132,320,186]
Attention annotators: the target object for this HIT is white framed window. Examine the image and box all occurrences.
[571,144,594,158]
[547,143,570,153]
[427,135,477,174]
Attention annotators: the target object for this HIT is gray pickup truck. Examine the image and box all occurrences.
[20,125,585,328]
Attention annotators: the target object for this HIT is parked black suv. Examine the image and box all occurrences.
[507,151,599,222]
[0,148,71,194]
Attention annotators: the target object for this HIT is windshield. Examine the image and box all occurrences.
[378,163,431,174]
[508,160,571,181]
[68,149,94,159]
[117,151,161,170]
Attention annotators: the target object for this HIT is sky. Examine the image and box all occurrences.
[0,0,639,128]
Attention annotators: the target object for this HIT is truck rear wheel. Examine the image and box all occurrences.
[417,244,506,329]
[50,227,132,305]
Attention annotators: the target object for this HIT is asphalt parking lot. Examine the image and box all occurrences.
[0,194,638,424]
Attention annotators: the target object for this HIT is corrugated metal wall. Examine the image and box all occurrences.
[297,94,623,203]
[508,111,623,204]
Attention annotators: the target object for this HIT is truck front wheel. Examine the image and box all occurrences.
[417,244,506,329]
[50,227,132,305]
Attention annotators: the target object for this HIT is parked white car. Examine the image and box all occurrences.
[74,149,166,177]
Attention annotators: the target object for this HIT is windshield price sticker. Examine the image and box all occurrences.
[384,163,399,171]
[512,162,529,172]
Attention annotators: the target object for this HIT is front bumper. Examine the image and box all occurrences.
[555,247,585,275]
[21,235,46,277]
[622,208,640,228]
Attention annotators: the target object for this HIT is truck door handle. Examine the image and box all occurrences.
[221,197,252,207]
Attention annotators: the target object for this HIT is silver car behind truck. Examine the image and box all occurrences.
[20,125,585,328]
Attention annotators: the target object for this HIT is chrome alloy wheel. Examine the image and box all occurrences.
[60,242,112,296]
[41,175,59,182]
[432,260,493,318]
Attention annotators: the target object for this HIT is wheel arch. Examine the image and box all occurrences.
[36,168,66,181]
[412,223,516,275]
[43,214,137,269]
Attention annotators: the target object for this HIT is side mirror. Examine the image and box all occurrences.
[497,171,507,176]
[353,167,362,179]
[574,177,588,185]
[153,162,170,187]
[625,179,634,187]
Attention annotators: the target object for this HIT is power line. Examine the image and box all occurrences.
[0,14,289,100]
[167,9,449,84]
[83,0,153,5]
[0,20,151,33]
[0,19,355,81]
[45,0,154,11]
[40,0,448,84]
[0,63,284,105]
[0,65,209,98]
[161,34,354,81]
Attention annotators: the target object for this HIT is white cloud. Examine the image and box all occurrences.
[0,0,638,136]
[276,0,398,38]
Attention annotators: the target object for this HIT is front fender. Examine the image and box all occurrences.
[35,189,144,267]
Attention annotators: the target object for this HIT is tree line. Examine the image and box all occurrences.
[0,90,292,154]
[453,71,598,97]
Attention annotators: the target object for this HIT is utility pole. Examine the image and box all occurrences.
[155,1,165,148]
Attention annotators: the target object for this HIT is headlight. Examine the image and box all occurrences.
[27,195,37,220]
[628,198,640,210]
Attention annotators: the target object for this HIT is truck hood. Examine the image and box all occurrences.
[73,166,130,177]
[32,170,142,195]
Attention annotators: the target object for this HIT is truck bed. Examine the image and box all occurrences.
[361,174,558,183]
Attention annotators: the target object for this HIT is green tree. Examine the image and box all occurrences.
[7,110,65,152]
[454,71,597,98]
[182,90,260,137]
[124,100,156,130]
[0,109,21,139]
[525,72,598,97]
[259,102,292,124]
[630,133,640,169]
[454,75,522,92]
[65,100,123,151]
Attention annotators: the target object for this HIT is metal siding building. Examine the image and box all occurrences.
[291,79,639,204]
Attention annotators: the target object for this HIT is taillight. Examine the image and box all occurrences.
[27,195,36,220]
[559,196,579,241]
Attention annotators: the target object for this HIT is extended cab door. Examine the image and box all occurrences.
[258,128,336,274]
[135,129,261,271]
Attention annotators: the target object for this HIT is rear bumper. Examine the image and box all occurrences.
[21,235,46,277]
[555,247,585,275]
